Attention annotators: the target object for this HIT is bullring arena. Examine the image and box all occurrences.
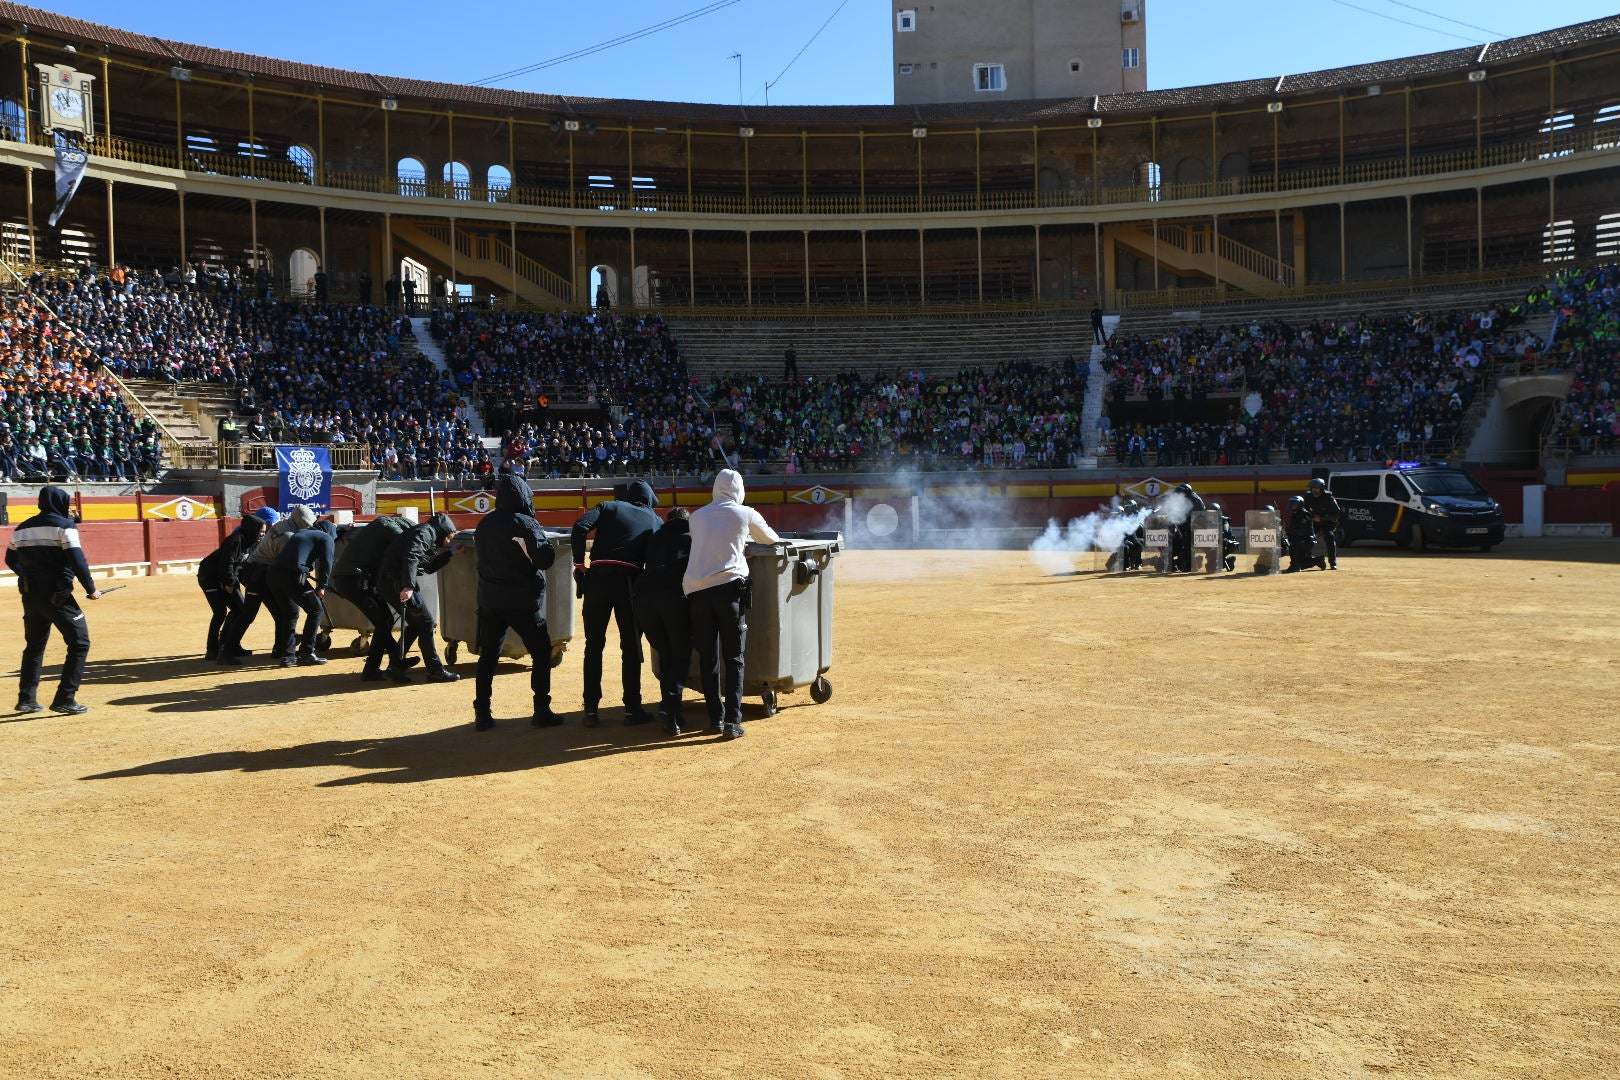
[4,0,1620,1075]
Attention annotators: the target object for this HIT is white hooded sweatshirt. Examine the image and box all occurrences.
[683,469,782,596]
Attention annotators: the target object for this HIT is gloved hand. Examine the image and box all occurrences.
[573,566,588,590]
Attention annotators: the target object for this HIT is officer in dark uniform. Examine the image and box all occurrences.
[1207,502,1239,572]
[379,512,460,682]
[269,519,337,666]
[1167,482,1205,573]
[197,513,267,660]
[472,474,562,731]
[1283,496,1320,572]
[1303,477,1343,570]
[1107,498,1145,572]
[635,508,693,735]
[218,507,299,664]
[6,486,102,714]
[329,513,412,681]
[570,480,661,727]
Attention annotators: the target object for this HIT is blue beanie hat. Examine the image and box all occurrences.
[251,507,281,525]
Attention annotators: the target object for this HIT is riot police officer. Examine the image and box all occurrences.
[1207,502,1239,572]
[1283,496,1320,572]
[1167,482,1205,573]
[1303,477,1342,570]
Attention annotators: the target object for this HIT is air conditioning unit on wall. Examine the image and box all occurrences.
[1121,3,1140,23]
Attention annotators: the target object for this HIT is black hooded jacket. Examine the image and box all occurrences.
[570,480,660,570]
[198,518,267,590]
[474,474,556,610]
[638,514,691,595]
[5,486,97,594]
[379,512,456,595]
[333,515,412,578]
[274,520,339,587]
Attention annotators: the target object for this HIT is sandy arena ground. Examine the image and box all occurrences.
[2,540,1618,1079]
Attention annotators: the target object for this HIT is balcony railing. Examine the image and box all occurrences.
[5,125,1615,218]
[218,441,373,471]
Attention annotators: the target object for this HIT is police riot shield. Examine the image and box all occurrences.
[1246,508,1282,575]
[1144,514,1173,574]
[1192,510,1224,574]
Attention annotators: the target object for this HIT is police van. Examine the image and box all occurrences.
[1325,462,1505,552]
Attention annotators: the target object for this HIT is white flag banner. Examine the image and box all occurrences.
[48,140,89,227]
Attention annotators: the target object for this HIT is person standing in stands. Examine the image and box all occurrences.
[570,481,661,728]
[683,469,780,741]
[783,344,799,381]
[6,486,102,715]
[635,507,693,735]
[472,474,563,731]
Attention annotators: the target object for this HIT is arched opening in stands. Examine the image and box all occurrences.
[1139,161,1162,201]
[397,156,426,197]
[289,248,320,296]
[590,265,619,308]
[444,160,471,198]
[399,256,429,306]
[287,144,315,183]
[487,164,511,201]
[1175,157,1209,194]
[1219,151,1250,192]
[0,99,23,141]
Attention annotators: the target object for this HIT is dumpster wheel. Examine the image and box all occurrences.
[760,691,778,717]
[810,676,832,704]
[445,640,459,664]
[316,631,332,653]
[351,634,369,652]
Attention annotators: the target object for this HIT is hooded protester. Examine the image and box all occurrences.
[269,518,338,666]
[329,513,413,681]
[219,506,303,664]
[569,479,661,727]
[635,507,693,735]
[471,473,562,730]
[682,469,781,740]
[197,513,268,660]
[378,511,460,682]
[6,486,103,714]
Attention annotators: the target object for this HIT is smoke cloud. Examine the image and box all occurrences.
[1028,501,1153,576]
[1156,491,1194,525]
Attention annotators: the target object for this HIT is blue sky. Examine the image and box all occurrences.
[34,0,1619,106]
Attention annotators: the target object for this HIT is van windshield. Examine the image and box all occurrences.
[1406,471,1486,496]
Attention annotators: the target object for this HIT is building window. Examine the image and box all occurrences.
[1123,48,1140,69]
[897,9,915,31]
[974,64,1006,92]
[1070,60,1082,74]
[899,64,915,75]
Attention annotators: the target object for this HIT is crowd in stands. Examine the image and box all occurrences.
[1099,305,1544,466]
[0,291,159,483]
[1535,264,1619,455]
[11,257,1620,486]
[26,267,492,482]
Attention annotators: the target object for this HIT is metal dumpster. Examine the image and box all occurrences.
[318,525,441,653]
[438,528,575,667]
[656,531,842,718]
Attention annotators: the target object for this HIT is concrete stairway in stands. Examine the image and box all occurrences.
[408,318,498,451]
[119,378,223,450]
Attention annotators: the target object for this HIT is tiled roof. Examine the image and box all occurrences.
[3,3,1618,126]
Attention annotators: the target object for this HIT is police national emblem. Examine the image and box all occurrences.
[286,448,322,503]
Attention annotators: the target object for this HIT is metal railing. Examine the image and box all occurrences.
[7,126,1617,219]
[217,441,372,471]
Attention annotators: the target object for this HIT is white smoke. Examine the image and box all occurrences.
[1028,502,1152,575]
[1156,491,1194,525]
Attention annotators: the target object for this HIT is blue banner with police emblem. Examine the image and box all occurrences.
[275,446,332,515]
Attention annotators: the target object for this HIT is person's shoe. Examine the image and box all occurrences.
[623,707,656,727]
[15,700,42,714]
[50,701,88,716]
[721,722,745,740]
[360,668,387,682]
[530,710,566,728]
[661,711,684,736]
[298,653,329,666]
[583,711,601,729]
[707,718,724,735]
[204,650,217,661]
[426,669,461,683]
[281,657,299,668]
[386,667,414,684]
[401,657,421,671]
[227,648,254,658]
[474,714,495,732]
[1329,563,1339,570]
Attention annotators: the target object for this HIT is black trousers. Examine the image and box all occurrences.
[17,582,91,706]
[329,574,398,671]
[1170,526,1194,572]
[473,605,552,717]
[394,590,447,672]
[219,563,275,656]
[1313,524,1338,568]
[688,578,747,726]
[634,587,691,716]
[581,566,642,710]
[200,582,243,656]
[266,567,325,658]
